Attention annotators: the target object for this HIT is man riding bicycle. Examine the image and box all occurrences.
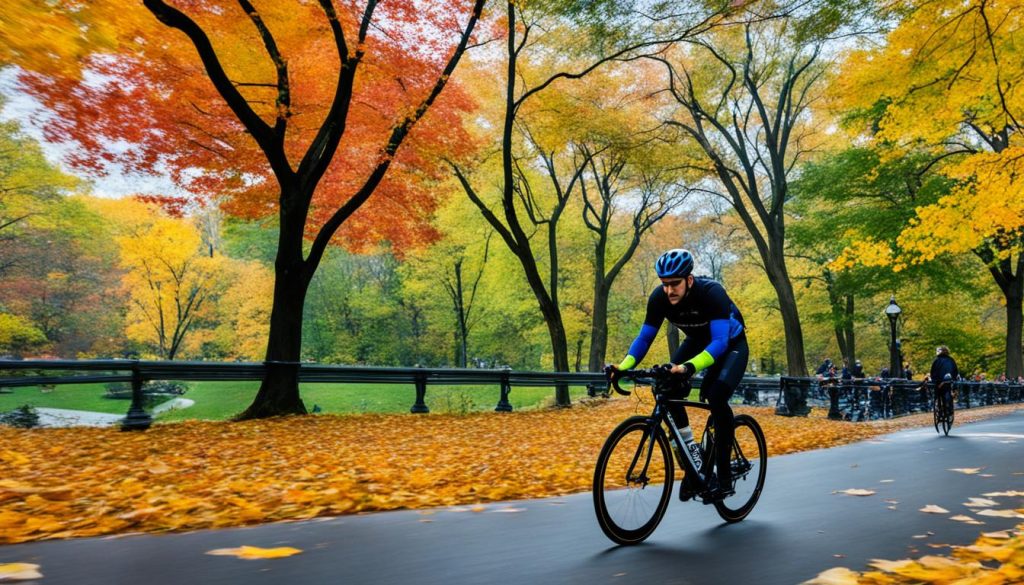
[929,345,959,413]
[608,248,748,502]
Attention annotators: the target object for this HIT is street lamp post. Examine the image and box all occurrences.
[885,296,902,378]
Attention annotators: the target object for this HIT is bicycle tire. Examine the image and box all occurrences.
[702,414,767,523]
[943,403,954,436]
[593,416,674,545]
[933,397,942,434]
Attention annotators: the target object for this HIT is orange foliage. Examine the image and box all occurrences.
[14,0,482,251]
[1,397,1022,544]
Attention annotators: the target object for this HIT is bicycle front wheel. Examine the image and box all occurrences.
[593,416,673,545]
[705,414,767,523]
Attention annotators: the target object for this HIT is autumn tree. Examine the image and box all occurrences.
[648,14,838,376]
[789,148,960,365]
[0,104,80,277]
[580,142,690,371]
[7,0,486,417]
[835,0,1024,376]
[108,200,222,360]
[451,1,728,404]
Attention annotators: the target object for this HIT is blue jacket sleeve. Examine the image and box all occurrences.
[704,319,731,361]
[626,324,660,365]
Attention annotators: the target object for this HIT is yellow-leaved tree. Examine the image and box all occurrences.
[836,0,1024,376]
[94,198,223,360]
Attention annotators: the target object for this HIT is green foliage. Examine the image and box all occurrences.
[0,313,46,355]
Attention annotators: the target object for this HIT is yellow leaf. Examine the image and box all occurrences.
[801,567,861,585]
[976,509,1024,519]
[0,563,42,581]
[919,505,949,514]
[205,546,302,560]
[949,515,985,525]
[869,558,915,572]
[948,468,982,475]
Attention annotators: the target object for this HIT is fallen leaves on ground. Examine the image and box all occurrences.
[920,505,950,514]
[805,522,1024,584]
[0,398,1022,544]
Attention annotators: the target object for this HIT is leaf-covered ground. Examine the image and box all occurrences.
[1,393,1022,546]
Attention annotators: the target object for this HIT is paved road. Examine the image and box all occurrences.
[3,411,1024,585]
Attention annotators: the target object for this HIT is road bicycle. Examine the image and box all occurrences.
[593,366,767,545]
[933,378,955,436]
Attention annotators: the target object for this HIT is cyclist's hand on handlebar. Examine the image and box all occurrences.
[670,362,696,381]
[604,364,630,395]
[603,364,620,380]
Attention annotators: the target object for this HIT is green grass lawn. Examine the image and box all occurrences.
[0,384,135,414]
[0,381,593,421]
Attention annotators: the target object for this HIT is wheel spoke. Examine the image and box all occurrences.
[593,418,673,545]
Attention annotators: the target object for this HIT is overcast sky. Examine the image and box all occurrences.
[0,67,185,199]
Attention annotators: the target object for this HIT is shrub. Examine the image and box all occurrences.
[0,404,41,428]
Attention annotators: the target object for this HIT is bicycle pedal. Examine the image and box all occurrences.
[678,482,700,502]
[701,487,735,504]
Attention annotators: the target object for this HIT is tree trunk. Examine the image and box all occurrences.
[539,295,571,405]
[844,294,856,365]
[1005,276,1023,379]
[980,249,1024,378]
[588,280,610,372]
[237,210,309,419]
[765,254,808,376]
[454,261,469,368]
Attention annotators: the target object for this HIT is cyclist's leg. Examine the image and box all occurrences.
[702,337,749,491]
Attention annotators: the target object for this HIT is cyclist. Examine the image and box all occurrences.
[929,345,959,415]
[608,248,747,501]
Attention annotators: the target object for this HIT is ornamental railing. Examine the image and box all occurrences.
[775,376,1024,421]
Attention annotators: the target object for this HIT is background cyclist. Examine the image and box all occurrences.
[929,345,960,414]
[608,248,748,501]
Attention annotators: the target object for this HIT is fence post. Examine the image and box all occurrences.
[774,377,789,415]
[410,364,429,414]
[495,366,513,412]
[121,361,152,431]
[827,381,842,420]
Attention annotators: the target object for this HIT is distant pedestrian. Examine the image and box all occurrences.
[816,358,833,377]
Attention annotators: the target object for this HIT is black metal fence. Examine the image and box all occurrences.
[775,376,1024,421]
[3,359,1020,430]
[0,359,611,430]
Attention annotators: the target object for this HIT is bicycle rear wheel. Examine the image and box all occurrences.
[943,403,954,436]
[703,414,767,523]
[593,416,673,545]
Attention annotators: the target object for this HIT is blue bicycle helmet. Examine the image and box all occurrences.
[655,249,694,279]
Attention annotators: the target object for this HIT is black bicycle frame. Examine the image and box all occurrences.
[629,387,715,491]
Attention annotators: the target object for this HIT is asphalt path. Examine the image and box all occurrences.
[4,411,1024,585]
